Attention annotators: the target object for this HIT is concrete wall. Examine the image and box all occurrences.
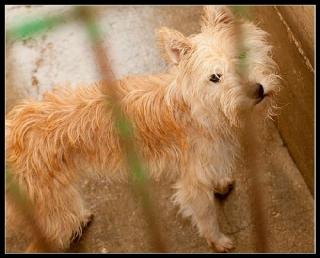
[252,6,315,195]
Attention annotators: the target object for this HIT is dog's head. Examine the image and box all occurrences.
[157,6,281,128]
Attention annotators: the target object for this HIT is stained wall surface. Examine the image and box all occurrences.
[252,6,314,195]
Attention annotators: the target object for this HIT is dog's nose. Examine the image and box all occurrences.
[256,83,264,99]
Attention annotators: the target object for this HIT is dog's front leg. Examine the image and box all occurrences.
[209,152,236,196]
[213,175,235,195]
[173,177,234,252]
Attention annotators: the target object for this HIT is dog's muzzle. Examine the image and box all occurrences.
[255,83,265,104]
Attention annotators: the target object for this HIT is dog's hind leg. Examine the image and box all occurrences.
[25,183,92,253]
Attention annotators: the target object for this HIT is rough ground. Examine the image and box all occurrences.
[5,6,314,253]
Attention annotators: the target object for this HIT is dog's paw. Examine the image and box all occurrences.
[81,212,94,228]
[206,234,234,253]
[214,178,234,195]
[26,241,45,253]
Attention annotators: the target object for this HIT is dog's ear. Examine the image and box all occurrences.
[157,27,193,65]
[201,6,235,31]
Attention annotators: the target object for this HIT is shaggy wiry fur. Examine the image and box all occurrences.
[6,6,281,252]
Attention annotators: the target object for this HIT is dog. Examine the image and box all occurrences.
[5,6,281,252]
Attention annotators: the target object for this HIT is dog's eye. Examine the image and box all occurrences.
[210,74,222,83]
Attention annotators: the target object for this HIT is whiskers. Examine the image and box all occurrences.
[264,97,288,123]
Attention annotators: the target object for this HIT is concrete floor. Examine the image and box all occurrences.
[5,6,314,253]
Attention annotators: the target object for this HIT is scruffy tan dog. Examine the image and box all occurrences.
[6,6,280,252]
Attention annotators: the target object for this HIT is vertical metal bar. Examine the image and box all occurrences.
[231,5,268,252]
[76,6,167,252]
